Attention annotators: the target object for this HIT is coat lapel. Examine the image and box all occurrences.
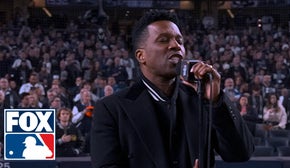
[116,80,200,166]
[178,88,200,165]
[118,89,169,167]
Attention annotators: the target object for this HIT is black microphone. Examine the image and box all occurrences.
[201,73,213,83]
[180,59,212,83]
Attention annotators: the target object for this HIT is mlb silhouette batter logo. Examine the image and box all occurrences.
[4,109,55,160]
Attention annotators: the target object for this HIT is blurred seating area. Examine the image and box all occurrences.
[253,124,290,156]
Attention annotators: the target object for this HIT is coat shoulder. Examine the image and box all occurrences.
[98,81,146,105]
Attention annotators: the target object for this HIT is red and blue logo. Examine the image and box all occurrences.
[4,109,55,160]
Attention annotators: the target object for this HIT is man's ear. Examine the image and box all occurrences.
[135,49,145,63]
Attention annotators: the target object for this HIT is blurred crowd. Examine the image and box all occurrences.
[0,10,290,157]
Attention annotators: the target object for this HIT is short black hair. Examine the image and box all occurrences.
[131,9,180,52]
[20,92,30,100]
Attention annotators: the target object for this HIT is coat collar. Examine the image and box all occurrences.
[118,80,169,167]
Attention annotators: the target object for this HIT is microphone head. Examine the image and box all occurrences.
[180,59,200,83]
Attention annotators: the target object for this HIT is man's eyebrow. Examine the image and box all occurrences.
[156,32,183,38]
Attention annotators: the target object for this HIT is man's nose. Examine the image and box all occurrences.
[168,39,181,50]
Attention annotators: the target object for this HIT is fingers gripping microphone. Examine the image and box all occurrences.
[180,60,212,83]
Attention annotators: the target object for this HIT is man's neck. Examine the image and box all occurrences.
[156,80,175,97]
[143,74,176,96]
[60,121,69,127]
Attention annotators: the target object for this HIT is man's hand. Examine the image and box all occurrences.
[193,159,199,168]
[61,134,72,143]
[182,62,221,102]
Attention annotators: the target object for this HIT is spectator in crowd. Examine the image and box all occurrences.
[64,51,82,89]
[11,55,32,85]
[90,60,106,83]
[72,88,95,154]
[27,92,43,108]
[48,45,61,75]
[103,84,114,97]
[58,59,68,87]
[73,81,99,103]
[0,50,11,78]
[99,46,114,76]
[41,52,52,76]
[38,66,51,91]
[82,48,96,82]
[68,76,83,100]
[272,60,288,89]
[230,56,248,82]
[18,25,32,40]
[81,47,95,72]
[279,88,290,127]
[223,77,241,103]
[56,107,85,157]
[106,76,122,93]
[30,86,46,106]
[263,93,287,130]
[107,56,128,88]
[237,94,259,135]
[49,96,64,112]
[252,50,267,74]
[0,90,8,157]
[249,74,263,92]
[261,74,277,103]
[8,78,19,93]
[42,88,57,108]
[18,72,45,96]
[27,45,41,72]
[279,88,290,119]
[92,76,107,98]
[38,53,53,86]
[0,90,9,137]
[11,49,32,70]
[82,61,95,83]
[120,48,135,85]
[17,92,30,108]
[234,75,245,93]
[219,62,232,82]
[50,81,72,108]
[248,85,264,121]
[0,77,20,108]
[239,82,250,95]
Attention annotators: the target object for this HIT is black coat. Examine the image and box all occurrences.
[90,79,254,168]
[55,122,84,157]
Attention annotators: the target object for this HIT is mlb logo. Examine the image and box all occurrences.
[4,109,55,160]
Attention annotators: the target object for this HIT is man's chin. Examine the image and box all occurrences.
[164,72,178,80]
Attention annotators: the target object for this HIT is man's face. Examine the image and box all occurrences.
[239,96,248,106]
[59,110,71,122]
[22,95,30,106]
[225,79,234,89]
[138,20,185,80]
[81,90,91,104]
[51,98,61,108]
[29,75,38,85]
[0,78,9,89]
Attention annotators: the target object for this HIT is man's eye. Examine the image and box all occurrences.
[158,37,169,42]
[176,38,184,45]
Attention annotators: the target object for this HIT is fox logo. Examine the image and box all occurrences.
[4,109,55,160]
